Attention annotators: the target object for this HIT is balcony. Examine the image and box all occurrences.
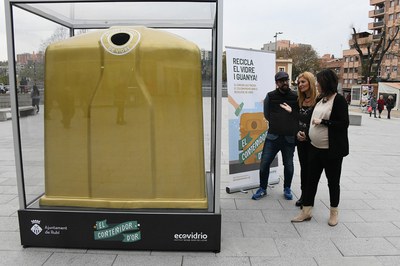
[349,35,372,46]
[373,33,382,40]
[369,8,385,18]
[368,21,384,30]
[370,0,385,5]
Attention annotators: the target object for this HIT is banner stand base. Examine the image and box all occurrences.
[226,178,280,194]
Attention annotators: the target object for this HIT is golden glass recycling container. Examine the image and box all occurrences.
[40,26,207,209]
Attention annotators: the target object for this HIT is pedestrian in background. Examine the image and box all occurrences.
[280,71,318,207]
[377,95,385,118]
[31,84,40,113]
[369,94,377,118]
[252,71,299,201]
[386,95,395,119]
[291,69,349,227]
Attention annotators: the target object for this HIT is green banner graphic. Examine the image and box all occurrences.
[239,131,267,163]
[123,231,142,242]
[238,133,252,150]
[94,220,141,242]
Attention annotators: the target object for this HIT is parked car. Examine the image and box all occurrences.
[0,84,9,94]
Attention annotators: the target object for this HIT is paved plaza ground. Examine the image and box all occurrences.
[0,100,400,265]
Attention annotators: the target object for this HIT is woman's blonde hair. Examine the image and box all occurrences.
[297,71,317,108]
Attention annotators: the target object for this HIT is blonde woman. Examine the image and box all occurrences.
[280,71,318,207]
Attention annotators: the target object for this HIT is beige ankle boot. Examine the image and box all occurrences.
[291,206,312,222]
[328,207,338,226]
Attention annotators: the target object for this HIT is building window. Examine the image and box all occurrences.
[390,0,395,7]
[386,66,391,72]
[389,14,394,20]
[278,67,285,72]
[393,66,398,72]
[354,68,358,73]
[344,68,348,73]
[350,57,354,62]
[344,79,348,84]
[352,87,360,101]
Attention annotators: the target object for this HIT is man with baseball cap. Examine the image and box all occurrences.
[252,71,299,201]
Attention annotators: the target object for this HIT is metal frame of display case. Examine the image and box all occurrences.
[5,0,223,252]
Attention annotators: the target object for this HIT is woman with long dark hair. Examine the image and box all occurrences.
[291,69,349,226]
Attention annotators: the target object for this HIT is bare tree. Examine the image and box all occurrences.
[39,27,69,52]
[352,24,399,83]
[277,45,321,80]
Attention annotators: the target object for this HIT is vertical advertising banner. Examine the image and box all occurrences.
[225,47,278,193]
[361,84,373,112]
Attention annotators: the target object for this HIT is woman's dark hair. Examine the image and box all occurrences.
[316,69,338,96]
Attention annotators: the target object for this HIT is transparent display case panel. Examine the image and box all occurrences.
[6,0,223,251]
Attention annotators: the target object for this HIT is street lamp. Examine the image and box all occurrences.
[273,32,283,52]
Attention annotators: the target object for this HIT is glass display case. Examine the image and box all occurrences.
[5,0,223,251]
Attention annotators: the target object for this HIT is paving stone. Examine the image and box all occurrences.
[0,250,52,266]
[183,256,250,266]
[262,209,307,223]
[363,199,400,210]
[250,256,317,266]
[43,252,116,266]
[355,210,400,222]
[235,198,282,210]
[386,237,400,249]
[0,232,24,251]
[369,191,400,200]
[332,237,400,256]
[377,256,400,266]
[0,204,18,216]
[242,222,299,238]
[221,209,265,223]
[220,198,236,209]
[293,223,354,238]
[221,222,243,238]
[217,237,279,257]
[346,222,400,237]
[0,216,19,231]
[114,255,183,266]
[275,238,342,257]
[314,256,383,266]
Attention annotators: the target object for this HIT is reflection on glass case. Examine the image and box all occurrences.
[6,0,223,252]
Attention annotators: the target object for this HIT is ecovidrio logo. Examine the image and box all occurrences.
[173,232,208,242]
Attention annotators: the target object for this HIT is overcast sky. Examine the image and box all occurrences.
[1,0,371,61]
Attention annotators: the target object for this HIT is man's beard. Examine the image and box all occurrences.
[279,84,289,93]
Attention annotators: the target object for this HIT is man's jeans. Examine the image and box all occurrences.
[259,135,295,190]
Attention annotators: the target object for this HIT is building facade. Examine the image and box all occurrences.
[342,0,400,91]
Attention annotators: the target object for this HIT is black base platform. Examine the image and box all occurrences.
[18,208,221,252]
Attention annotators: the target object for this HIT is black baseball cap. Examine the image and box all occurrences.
[275,71,289,81]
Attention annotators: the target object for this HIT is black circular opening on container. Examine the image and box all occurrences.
[111,33,130,46]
